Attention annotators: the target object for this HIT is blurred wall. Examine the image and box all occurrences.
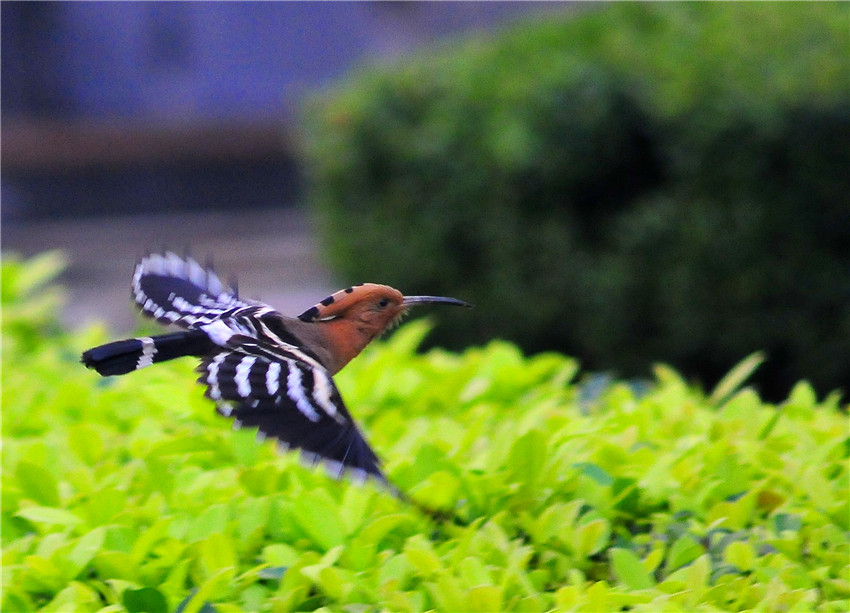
[3,2,570,122]
[2,2,572,221]
[0,1,575,330]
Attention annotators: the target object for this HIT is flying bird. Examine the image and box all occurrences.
[81,252,471,498]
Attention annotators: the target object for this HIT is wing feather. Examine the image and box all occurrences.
[132,252,386,484]
[197,348,385,482]
[132,252,264,329]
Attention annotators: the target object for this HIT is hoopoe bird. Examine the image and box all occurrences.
[81,252,471,495]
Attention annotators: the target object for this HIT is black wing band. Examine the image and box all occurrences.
[197,349,384,483]
[132,252,259,329]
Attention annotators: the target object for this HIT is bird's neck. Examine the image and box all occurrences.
[317,319,381,374]
[280,315,383,375]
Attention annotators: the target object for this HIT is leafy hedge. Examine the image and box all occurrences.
[2,253,848,611]
[302,2,850,399]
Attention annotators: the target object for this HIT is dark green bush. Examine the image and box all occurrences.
[302,3,850,398]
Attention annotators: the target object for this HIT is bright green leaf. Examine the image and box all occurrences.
[15,460,61,507]
[576,518,611,558]
[666,535,704,573]
[723,540,756,572]
[507,429,547,487]
[465,584,504,612]
[15,505,83,528]
[404,535,442,578]
[685,554,712,592]
[290,490,345,552]
[67,527,106,576]
[610,548,656,589]
[67,424,105,465]
[185,504,230,542]
[44,580,102,612]
[200,532,237,583]
[263,543,299,568]
[408,470,460,510]
[709,352,765,406]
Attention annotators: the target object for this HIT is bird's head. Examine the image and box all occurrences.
[297,283,471,374]
[298,283,471,335]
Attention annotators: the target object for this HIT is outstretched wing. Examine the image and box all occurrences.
[196,335,385,483]
[132,252,264,329]
[134,253,387,484]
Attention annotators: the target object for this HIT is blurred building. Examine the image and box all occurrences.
[2,1,572,221]
[1,1,574,331]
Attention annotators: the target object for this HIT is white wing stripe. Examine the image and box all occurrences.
[166,252,183,277]
[201,320,237,346]
[187,257,208,287]
[136,337,156,369]
[266,361,281,395]
[207,353,226,400]
[312,369,342,422]
[285,360,321,422]
[132,252,254,328]
[235,356,257,398]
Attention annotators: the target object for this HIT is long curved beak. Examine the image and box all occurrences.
[402,295,474,308]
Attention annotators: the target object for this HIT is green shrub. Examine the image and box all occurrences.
[3,253,849,611]
[302,3,850,399]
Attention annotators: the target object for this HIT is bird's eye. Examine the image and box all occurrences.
[377,298,390,308]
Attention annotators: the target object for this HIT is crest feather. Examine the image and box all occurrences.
[297,284,402,321]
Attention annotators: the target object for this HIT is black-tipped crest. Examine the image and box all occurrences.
[298,305,321,322]
[298,285,471,322]
[296,283,375,322]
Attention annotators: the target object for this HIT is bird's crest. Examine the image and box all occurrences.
[297,283,402,322]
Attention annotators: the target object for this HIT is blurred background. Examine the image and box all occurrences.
[3,1,571,327]
[2,2,849,400]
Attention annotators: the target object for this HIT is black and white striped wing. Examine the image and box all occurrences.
[132,252,263,329]
[196,343,385,483]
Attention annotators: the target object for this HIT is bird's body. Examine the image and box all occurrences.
[82,252,470,489]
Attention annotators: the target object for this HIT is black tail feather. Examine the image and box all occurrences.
[81,330,213,376]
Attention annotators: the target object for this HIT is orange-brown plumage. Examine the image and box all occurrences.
[296,283,470,374]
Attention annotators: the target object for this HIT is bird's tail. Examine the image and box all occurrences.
[81,330,213,376]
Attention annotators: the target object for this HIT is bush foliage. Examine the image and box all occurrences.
[302,2,850,399]
[2,253,848,612]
